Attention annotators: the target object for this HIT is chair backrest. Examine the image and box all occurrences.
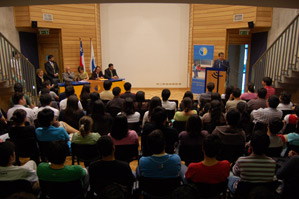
[203,122,226,134]
[39,180,84,199]
[173,121,186,134]
[71,143,98,167]
[0,180,33,198]
[10,138,40,165]
[218,144,245,163]
[281,110,293,120]
[165,110,176,121]
[128,122,141,135]
[139,177,182,198]
[283,123,296,134]
[235,181,280,199]
[178,145,204,166]
[266,147,283,157]
[38,141,51,162]
[114,144,139,163]
[192,180,228,199]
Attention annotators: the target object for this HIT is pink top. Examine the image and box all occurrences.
[265,86,275,99]
[240,92,257,101]
[108,130,139,146]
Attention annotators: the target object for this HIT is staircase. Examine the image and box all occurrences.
[251,14,299,91]
[0,32,37,112]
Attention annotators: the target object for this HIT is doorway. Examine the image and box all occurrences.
[228,44,249,93]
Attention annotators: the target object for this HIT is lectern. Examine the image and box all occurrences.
[205,68,227,94]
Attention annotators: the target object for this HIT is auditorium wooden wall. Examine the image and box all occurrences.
[14,4,102,75]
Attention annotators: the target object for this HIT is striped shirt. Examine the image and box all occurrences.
[251,107,282,124]
[233,155,276,183]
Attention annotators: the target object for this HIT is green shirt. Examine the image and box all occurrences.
[174,110,197,122]
[71,132,101,145]
[37,163,86,182]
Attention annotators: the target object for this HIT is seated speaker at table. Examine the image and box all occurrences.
[104,63,118,79]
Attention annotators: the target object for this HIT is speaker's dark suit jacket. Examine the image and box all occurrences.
[44,61,59,80]
[104,68,118,79]
[212,59,230,72]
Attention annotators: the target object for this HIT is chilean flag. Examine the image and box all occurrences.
[80,40,85,71]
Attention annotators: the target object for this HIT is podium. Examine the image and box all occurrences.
[205,68,227,94]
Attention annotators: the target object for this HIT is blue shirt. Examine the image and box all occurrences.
[138,154,181,178]
[287,133,299,146]
[35,126,70,147]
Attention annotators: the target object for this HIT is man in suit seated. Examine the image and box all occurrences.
[104,63,118,79]
[62,66,75,82]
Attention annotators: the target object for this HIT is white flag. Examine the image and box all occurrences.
[90,39,96,72]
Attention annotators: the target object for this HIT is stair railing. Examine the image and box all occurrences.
[0,32,38,104]
[251,14,299,89]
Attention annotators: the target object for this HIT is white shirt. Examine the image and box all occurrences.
[251,107,282,124]
[0,160,37,182]
[59,98,83,110]
[162,101,176,111]
[277,103,293,111]
[118,112,140,123]
[37,106,60,118]
[7,104,36,125]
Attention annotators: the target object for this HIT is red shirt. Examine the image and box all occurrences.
[185,160,230,184]
[264,86,275,99]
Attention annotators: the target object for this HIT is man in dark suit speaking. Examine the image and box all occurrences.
[44,55,60,84]
[213,52,230,72]
[104,63,118,79]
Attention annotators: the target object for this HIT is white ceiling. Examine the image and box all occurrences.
[1,0,299,9]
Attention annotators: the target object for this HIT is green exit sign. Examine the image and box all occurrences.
[39,29,49,35]
[239,29,250,36]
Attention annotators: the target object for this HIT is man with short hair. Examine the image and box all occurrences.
[106,87,124,111]
[62,66,75,82]
[59,85,83,110]
[88,136,135,195]
[197,82,215,108]
[228,131,276,194]
[7,92,36,125]
[262,77,275,99]
[161,89,176,111]
[0,142,38,185]
[100,80,114,100]
[104,63,118,79]
[213,52,230,72]
[120,82,136,101]
[225,88,246,111]
[10,83,34,108]
[39,80,59,101]
[37,93,60,118]
[247,88,267,112]
[251,95,282,124]
[44,55,59,83]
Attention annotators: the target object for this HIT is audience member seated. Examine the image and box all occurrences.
[37,140,88,189]
[90,99,113,136]
[108,114,139,146]
[80,84,90,111]
[36,68,49,94]
[277,91,293,111]
[283,105,299,133]
[90,66,104,80]
[172,184,200,199]
[39,81,59,101]
[161,89,176,111]
[59,85,83,110]
[225,88,246,111]
[86,92,100,115]
[174,97,197,122]
[240,82,257,101]
[247,87,267,112]
[100,80,114,101]
[59,95,85,129]
[251,95,282,125]
[212,109,246,147]
[71,116,100,145]
[237,102,252,140]
[120,82,136,101]
[76,66,89,81]
[185,134,230,184]
[35,109,70,146]
[221,85,234,107]
[88,136,135,196]
[7,92,36,125]
[58,81,72,102]
[142,96,162,126]
[197,82,215,110]
[106,87,125,117]
[118,98,140,123]
[180,91,197,111]
[228,131,276,194]
[10,83,35,108]
[142,107,178,156]
[276,151,299,199]
[283,127,299,153]
[0,142,38,187]
[202,100,226,133]
[37,93,60,118]
[134,91,149,117]
[62,66,75,83]
[262,77,275,99]
[267,118,285,155]
[138,129,183,179]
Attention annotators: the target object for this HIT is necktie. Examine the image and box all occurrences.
[50,62,55,73]
[110,70,113,78]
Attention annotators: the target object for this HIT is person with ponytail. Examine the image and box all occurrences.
[9,109,36,141]
[174,97,197,122]
[71,116,101,145]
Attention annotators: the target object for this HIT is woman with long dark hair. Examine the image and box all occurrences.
[174,97,197,122]
[80,84,91,111]
[237,102,252,140]
[202,100,226,133]
[119,98,140,123]
[86,92,100,115]
[59,95,85,129]
[90,99,113,136]
[142,96,162,126]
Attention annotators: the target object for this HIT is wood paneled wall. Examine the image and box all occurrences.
[14,4,102,75]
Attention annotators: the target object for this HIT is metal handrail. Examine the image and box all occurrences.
[0,32,38,104]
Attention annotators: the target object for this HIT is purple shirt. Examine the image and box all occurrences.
[240,92,257,101]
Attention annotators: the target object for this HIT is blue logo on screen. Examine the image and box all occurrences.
[199,47,208,56]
